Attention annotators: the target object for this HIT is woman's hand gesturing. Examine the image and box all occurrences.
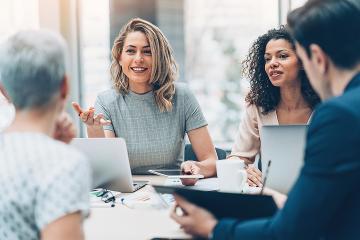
[71,102,111,128]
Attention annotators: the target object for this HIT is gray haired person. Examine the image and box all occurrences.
[0,30,91,240]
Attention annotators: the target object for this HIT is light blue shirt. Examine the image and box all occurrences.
[0,133,91,240]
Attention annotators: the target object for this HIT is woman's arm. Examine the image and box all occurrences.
[86,125,105,137]
[72,102,113,138]
[41,212,84,240]
[186,126,217,177]
[228,104,260,163]
[228,104,264,187]
[86,128,116,138]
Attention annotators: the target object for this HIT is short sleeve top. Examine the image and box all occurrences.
[228,104,278,163]
[229,104,312,163]
[94,83,207,174]
[0,133,91,240]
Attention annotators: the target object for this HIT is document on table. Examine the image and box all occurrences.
[89,190,122,208]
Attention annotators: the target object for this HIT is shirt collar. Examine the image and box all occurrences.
[344,72,360,92]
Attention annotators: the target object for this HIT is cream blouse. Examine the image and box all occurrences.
[228,104,311,164]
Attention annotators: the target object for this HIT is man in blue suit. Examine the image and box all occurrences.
[171,0,360,239]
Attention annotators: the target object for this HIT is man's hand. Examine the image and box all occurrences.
[53,112,76,144]
[171,194,218,238]
[263,187,287,209]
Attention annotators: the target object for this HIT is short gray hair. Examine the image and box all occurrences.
[0,30,67,109]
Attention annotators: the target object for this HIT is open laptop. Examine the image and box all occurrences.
[260,125,307,194]
[71,138,147,193]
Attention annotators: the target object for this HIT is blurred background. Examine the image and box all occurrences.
[0,0,306,149]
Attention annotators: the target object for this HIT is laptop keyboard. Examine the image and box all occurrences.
[133,181,147,192]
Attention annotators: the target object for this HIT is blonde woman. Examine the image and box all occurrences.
[72,18,217,183]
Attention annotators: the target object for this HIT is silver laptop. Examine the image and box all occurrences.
[71,138,147,193]
[260,125,307,194]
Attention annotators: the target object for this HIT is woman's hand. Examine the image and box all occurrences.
[180,161,201,186]
[71,102,111,128]
[246,165,263,187]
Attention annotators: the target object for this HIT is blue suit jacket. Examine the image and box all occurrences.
[213,73,360,240]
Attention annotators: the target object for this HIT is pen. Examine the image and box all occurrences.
[91,202,115,208]
[120,197,134,209]
[260,160,272,195]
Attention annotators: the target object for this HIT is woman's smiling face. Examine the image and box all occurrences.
[119,31,153,92]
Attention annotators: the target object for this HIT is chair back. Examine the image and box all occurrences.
[184,144,227,161]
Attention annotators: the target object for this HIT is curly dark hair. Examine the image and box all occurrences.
[243,26,320,114]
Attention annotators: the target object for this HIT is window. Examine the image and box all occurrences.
[0,0,39,42]
[185,0,279,146]
[81,0,111,108]
[0,0,39,130]
[79,0,283,145]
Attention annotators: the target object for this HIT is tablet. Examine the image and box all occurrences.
[148,169,204,179]
[153,185,278,220]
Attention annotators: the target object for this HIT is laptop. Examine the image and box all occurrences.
[260,125,307,194]
[71,138,147,193]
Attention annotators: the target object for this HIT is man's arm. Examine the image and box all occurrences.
[213,103,360,239]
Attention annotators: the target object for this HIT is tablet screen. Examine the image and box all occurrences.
[148,169,204,178]
[153,170,183,176]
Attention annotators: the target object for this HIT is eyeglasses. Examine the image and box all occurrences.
[93,189,116,207]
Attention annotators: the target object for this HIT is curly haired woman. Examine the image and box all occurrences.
[228,26,321,187]
[72,18,217,182]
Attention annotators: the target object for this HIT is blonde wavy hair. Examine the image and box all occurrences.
[110,18,178,112]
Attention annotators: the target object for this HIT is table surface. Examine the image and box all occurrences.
[84,175,192,240]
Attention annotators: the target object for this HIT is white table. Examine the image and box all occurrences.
[84,176,192,240]
[84,176,259,239]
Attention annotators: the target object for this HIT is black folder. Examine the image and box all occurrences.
[153,185,278,220]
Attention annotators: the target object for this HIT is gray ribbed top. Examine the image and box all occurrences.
[94,83,207,174]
